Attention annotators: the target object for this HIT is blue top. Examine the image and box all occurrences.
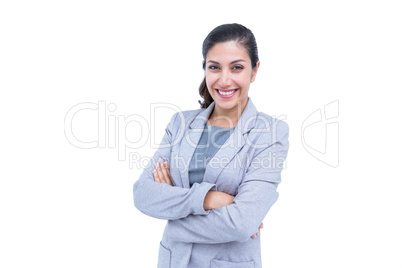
[188,124,234,187]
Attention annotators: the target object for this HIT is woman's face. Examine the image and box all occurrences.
[205,41,259,116]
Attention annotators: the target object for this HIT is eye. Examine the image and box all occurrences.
[233,65,244,70]
[208,65,220,70]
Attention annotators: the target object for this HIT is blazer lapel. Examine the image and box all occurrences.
[177,103,215,188]
[203,98,259,186]
[177,98,259,188]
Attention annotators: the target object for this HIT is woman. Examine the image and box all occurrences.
[133,23,289,268]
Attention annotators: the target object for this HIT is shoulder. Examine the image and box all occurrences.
[241,98,289,138]
[169,108,205,124]
[243,112,289,154]
[247,111,289,149]
[178,108,205,119]
[254,112,289,136]
[251,112,289,137]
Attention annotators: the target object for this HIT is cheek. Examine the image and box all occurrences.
[205,74,218,89]
[234,73,252,87]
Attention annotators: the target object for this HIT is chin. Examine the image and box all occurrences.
[215,98,245,110]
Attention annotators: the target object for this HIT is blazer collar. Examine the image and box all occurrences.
[178,98,259,188]
[189,97,259,134]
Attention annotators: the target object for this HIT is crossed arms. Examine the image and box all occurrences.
[133,113,289,244]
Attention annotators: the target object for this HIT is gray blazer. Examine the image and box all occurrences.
[133,98,289,268]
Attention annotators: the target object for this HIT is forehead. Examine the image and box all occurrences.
[206,41,250,62]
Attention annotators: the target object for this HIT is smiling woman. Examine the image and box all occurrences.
[133,23,289,268]
[204,41,259,128]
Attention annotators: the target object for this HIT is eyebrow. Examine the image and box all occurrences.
[206,59,246,65]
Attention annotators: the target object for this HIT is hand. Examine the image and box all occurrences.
[203,191,235,210]
[153,159,173,186]
[251,222,263,238]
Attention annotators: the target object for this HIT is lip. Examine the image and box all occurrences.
[215,89,238,98]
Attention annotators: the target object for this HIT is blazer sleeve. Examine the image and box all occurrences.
[164,120,289,244]
[133,112,216,220]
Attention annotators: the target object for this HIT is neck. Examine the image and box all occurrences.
[209,99,248,128]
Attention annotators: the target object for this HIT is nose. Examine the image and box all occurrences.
[218,69,232,88]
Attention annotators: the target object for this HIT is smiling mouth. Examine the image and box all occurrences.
[216,89,238,97]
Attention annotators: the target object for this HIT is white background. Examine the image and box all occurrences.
[1,0,401,267]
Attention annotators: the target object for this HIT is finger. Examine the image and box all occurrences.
[153,170,161,183]
[251,229,260,238]
[157,160,168,184]
[164,161,171,177]
[157,160,172,186]
[160,161,170,179]
[259,222,264,229]
[156,161,167,183]
[164,162,173,186]
[161,161,173,186]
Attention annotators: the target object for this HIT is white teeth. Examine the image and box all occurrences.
[218,90,235,95]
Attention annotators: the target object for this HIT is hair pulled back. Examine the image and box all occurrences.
[198,23,259,108]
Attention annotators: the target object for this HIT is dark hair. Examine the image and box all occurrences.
[198,23,259,108]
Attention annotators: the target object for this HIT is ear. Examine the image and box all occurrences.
[202,60,206,69]
[250,61,260,83]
